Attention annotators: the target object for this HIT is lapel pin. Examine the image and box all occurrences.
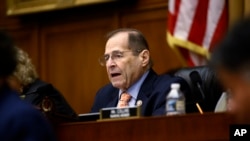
[136,100,143,106]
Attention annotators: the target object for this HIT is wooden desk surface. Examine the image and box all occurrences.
[56,113,234,141]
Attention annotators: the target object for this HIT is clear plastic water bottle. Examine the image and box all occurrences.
[166,83,186,115]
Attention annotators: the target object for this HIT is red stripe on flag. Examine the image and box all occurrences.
[178,47,195,66]
[209,1,228,52]
[188,0,209,46]
[168,0,181,34]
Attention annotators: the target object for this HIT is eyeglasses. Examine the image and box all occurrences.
[99,50,134,66]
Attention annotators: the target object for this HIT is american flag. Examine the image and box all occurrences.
[167,0,228,66]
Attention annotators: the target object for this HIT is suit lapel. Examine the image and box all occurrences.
[136,70,157,114]
[106,88,119,107]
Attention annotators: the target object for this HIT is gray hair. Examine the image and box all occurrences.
[13,47,38,86]
[106,28,153,68]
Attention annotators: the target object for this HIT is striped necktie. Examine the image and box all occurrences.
[117,92,131,108]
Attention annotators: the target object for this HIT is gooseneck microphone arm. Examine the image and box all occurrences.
[189,71,205,100]
[189,71,206,114]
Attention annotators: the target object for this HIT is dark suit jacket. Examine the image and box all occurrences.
[0,87,57,140]
[22,79,77,123]
[91,69,189,116]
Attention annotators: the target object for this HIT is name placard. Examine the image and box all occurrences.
[100,106,140,120]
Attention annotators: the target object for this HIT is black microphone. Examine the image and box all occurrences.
[189,71,206,100]
[189,70,206,114]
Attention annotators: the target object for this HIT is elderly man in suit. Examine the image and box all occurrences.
[91,28,188,116]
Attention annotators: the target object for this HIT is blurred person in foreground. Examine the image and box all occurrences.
[0,30,57,140]
[210,18,250,123]
[7,47,77,124]
[91,28,189,116]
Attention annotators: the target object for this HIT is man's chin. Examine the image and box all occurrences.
[111,82,124,89]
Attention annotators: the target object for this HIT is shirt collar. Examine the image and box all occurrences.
[119,70,149,99]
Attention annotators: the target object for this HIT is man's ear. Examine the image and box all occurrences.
[139,50,150,67]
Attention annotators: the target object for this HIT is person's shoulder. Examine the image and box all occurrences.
[34,79,52,90]
[5,97,50,128]
[155,73,181,83]
[11,96,38,114]
[1,91,41,120]
[101,83,114,89]
[31,79,59,94]
[2,99,56,141]
[24,79,50,94]
[91,83,118,112]
[0,93,55,141]
[153,73,187,90]
[30,79,49,87]
[96,83,116,94]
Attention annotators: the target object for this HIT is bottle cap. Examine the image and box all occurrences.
[171,83,180,89]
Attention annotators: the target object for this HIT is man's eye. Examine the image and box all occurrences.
[114,53,123,58]
[104,55,109,61]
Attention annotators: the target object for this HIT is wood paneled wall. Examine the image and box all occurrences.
[0,0,182,114]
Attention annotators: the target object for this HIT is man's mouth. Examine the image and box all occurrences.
[111,73,121,77]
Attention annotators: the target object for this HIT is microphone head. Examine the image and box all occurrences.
[189,71,202,85]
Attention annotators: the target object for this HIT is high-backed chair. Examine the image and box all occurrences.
[173,66,224,113]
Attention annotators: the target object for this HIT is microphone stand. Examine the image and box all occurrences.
[190,71,205,114]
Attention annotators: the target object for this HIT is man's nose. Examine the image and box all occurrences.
[106,57,116,68]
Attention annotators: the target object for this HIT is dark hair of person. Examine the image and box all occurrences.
[0,30,17,77]
[210,17,250,72]
[106,28,153,67]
